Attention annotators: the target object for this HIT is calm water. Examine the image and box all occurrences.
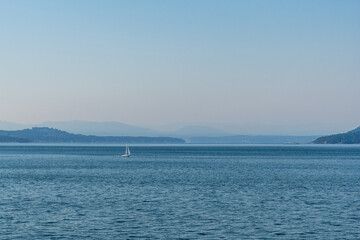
[0,145,359,239]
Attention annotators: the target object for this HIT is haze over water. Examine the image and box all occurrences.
[1,145,359,239]
[1,0,360,134]
[1,1,360,239]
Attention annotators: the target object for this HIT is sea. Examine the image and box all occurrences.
[0,145,359,239]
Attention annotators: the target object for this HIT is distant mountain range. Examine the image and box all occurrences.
[0,127,185,144]
[0,121,325,144]
[0,121,158,136]
[312,126,360,144]
[38,121,159,137]
[0,121,227,137]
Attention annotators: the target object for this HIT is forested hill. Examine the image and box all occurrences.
[0,127,185,144]
[311,126,360,144]
[0,135,30,143]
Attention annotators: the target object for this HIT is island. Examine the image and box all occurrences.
[311,126,360,144]
[0,127,185,144]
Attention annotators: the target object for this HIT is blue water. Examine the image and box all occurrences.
[0,145,359,239]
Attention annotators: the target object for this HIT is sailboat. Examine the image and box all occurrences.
[121,144,131,157]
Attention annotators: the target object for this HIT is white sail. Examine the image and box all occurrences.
[121,144,130,157]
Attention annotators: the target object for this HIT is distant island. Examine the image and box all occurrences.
[0,127,185,144]
[0,127,323,144]
[312,126,360,144]
[187,135,318,144]
[0,121,321,144]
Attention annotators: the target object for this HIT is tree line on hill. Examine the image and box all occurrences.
[311,126,360,144]
[0,127,185,144]
[1,126,359,144]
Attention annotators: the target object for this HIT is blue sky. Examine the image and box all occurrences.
[1,0,359,134]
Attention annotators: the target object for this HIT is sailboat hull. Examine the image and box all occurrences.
[121,144,131,157]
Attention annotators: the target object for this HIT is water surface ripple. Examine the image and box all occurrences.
[0,145,359,239]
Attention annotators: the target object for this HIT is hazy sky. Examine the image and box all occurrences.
[1,0,359,134]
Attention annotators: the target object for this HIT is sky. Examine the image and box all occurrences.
[1,0,359,135]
